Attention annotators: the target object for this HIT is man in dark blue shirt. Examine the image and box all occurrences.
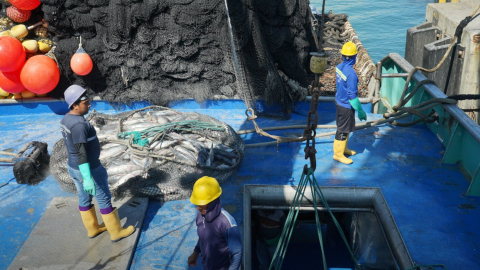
[61,84,134,242]
[187,176,242,270]
[334,42,367,164]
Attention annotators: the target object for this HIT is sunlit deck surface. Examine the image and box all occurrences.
[1,99,479,270]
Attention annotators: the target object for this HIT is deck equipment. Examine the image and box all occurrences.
[0,141,50,185]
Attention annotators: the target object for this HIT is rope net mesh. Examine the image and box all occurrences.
[50,107,245,201]
[0,0,318,117]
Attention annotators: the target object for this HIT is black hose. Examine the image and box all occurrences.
[448,94,480,100]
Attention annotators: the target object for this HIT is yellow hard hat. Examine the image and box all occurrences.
[341,41,357,56]
[190,176,222,205]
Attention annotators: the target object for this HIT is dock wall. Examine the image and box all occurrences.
[405,1,480,124]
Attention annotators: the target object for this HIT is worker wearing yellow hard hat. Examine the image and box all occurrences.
[187,176,242,270]
[334,41,367,165]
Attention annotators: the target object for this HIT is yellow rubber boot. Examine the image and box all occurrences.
[344,134,356,156]
[102,208,135,242]
[79,205,107,238]
[333,139,353,164]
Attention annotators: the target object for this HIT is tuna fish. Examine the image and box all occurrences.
[107,164,143,176]
[99,145,127,160]
[130,154,153,168]
[151,140,178,150]
[102,143,122,150]
[111,170,144,189]
[206,143,214,167]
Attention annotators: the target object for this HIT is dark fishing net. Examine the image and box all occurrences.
[0,0,316,118]
[13,142,50,185]
[49,106,244,201]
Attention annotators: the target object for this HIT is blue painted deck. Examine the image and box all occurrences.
[1,99,479,270]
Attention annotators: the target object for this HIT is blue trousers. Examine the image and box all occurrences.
[67,164,112,210]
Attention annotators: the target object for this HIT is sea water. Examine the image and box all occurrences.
[310,0,433,62]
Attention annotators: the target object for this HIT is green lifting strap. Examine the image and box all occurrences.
[117,120,225,147]
[269,168,360,270]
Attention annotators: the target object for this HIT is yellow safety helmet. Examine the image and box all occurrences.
[190,176,222,205]
[341,41,357,56]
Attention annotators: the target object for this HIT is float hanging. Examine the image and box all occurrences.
[70,37,93,76]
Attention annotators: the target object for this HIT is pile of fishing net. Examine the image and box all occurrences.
[313,11,350,48]
[50,106,244,201]
[10,0,315,118]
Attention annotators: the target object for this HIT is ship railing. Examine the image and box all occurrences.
[376,53,480,196]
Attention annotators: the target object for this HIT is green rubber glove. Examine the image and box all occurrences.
[78,163,96,196]
[349,97,367,121]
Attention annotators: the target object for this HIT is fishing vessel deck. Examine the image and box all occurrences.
[1,93,480,269]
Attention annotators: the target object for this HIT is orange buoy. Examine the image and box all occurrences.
[0,66,25,94]
[20,55,59,94]
[70,46,93,76]
[9,0,41,11]
[21,89,36,98]
[6,6,31,23]
[0,36,26,72]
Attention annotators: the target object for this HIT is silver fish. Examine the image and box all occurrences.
[99,145,127,160]
[206,144,214,167]
[187,139,207,150]
[151,115,169,125]
[148,110,178,117]
[215,148,238,159]
[97,133,118,141]
[217,164,230,169]
[167,132,188,141]
[180,140,199,154]
[108,174,125,184]
[122,118,149,125]
[183,134,201,140]
[168,114,188,122]
[102,143,121,150]
[131,112,144,118]
[125,122,158,130]
[171,148,196,165]
[214,153,234,166]
[151,140,178,150]
[155,160,167,166]
[130,154,153,168]
[175,146,198,161]
[99,124,118,131]
[107,164,143,176]
[111,170,144,189]
[156,149,174,157]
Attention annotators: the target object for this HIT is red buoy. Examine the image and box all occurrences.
[6,6,31,23]
[20,55,60,94]
[0,36,26,72]
[0,67,25,94]
[9,0,41,11]
[70,46,93,76]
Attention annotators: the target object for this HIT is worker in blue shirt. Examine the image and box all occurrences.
[334,41,367,164]
[61,85,135,242]
[187,176,242,270]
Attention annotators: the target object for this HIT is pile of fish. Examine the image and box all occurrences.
[89,109,242,193]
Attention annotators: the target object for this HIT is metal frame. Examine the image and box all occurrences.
[243,185,414,270]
